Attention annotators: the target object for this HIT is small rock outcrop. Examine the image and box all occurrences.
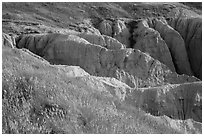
[2,33,15,48]
[103,35,125,50]
[98,19,113,37]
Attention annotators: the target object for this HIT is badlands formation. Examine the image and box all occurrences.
[2,2,202,134]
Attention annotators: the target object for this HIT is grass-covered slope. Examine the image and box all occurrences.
[2,2,201,34]
[2,46,201,134]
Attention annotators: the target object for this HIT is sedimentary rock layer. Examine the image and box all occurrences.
[15,33,199,88]
[167,17,202,79]
[98,17,201,79]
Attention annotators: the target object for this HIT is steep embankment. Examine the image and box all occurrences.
[167,17,202,79]
[2,35,202,134]
[96,17,201,79]
[2,3,202,79]
[15,33,199,88]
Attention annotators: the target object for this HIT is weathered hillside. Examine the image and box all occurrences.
[2,2,202,134]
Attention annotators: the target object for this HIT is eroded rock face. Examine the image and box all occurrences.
[98,17,201,80]
[130,19,176,72]
[77,33,106,46]
[15,33,199,88]
[167,17,202,79]
[113,19,131,47]
[16,33,136,87]
[126,82,202,122]
[77,33,125,50]
[148,18,193,76]
[98,19,131,47]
